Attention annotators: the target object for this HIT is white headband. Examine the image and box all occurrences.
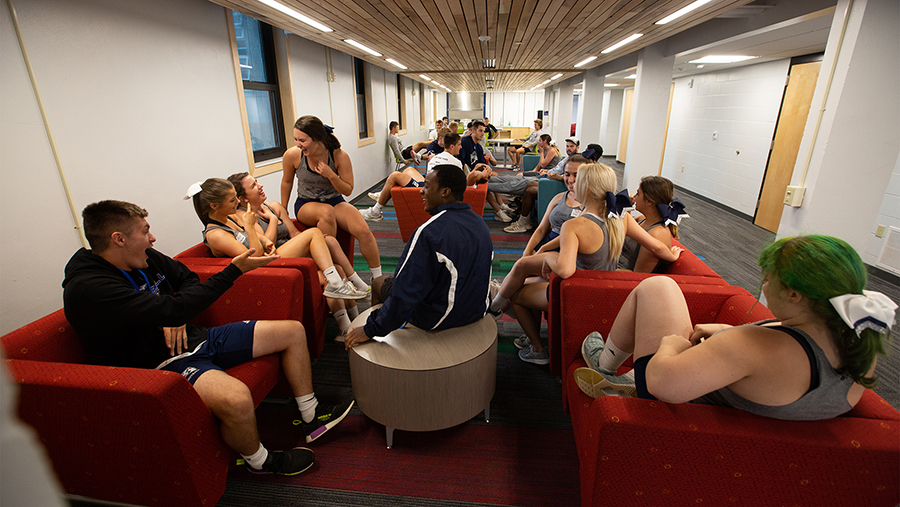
[829,290,897,336]
[184,182,202,200]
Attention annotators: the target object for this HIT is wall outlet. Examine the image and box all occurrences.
[875,224,887,238]
[681,165,685,173]
[783,186,806,207]
[712,131,718,141]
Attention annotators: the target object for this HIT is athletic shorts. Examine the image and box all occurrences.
[157,321,257,385]
[488,174,537,195]
[404,178,422,188]
[294,195,346,216]
[632,354,657,400]
[401,146,415,160]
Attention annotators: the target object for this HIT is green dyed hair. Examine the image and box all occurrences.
[758,235,889,388]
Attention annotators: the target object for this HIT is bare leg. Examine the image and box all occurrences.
[296,202,337,237]
[334,202,381,271]
[192,370,260,454]
[325,235,355,276]
[275,228,335,273]
[371,275,389,306]
[499,254,550,298]
[486,192,503,211]
[509,282,550,351]
[251,320,314,396]
[607,277,693,359]
[521,184,538,216]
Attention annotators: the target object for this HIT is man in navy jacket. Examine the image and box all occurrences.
[345,165,493,347]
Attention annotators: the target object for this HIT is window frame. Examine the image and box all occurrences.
[353,57,376,147]
[397,74,407,135]
[226,9,296,177]
[418,82,426,129]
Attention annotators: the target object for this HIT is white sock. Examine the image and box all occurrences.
[242,443,269,469]
[489,294,508,313]
[334,309,351,332]
[517,215,529,226]
[595,337,629,374]
[372,202,383,212]
[296,393,318,423]
[349,272,367,291]
[323,266,343,288]
[347,304,359,320]
[370,266,382,279]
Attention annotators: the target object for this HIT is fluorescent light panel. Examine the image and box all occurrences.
[385,58,407,69]
[256,0,332,32]
[344,39,381,56]
[419,74,431,80]
[575,56,597,68]
[601,33,643,54]
[655,0,713,25]
[689,55,758,64]
[604,83,618,87]
[551,73,563,80]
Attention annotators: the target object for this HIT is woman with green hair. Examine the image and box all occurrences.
[575,234,896,420]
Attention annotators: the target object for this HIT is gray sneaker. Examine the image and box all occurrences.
[323,281,369,300]
[493,208,513,223]
[581,332,616,375]
[513,334,530,350]
[360,206,383,221]
[518,344,549,365]
[574,367,637,398]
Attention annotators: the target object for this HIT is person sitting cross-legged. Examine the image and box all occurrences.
[62,200,355,476]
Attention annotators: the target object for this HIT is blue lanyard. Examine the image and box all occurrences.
[119,269,154,293]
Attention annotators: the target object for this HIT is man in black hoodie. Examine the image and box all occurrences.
[62,200,352,476]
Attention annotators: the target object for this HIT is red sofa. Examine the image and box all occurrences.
[1,265,304,507]
[547,239,724,375]
[392,182,488,242]
[174,219,354,358]
[559,282,900,507]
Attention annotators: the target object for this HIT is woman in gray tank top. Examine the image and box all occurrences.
[488,163,684,365]
[617,176,684,273]
[280,115,383,281]
[575,235,895,422]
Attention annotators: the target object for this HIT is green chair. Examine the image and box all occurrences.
[537,178,568,222]
[522,154,540,172]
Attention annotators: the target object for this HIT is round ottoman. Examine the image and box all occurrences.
[348,306,497,448]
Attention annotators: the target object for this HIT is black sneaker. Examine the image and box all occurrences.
[300,399,354,443]
[247,447,315,475]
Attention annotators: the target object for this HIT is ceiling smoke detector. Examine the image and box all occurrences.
[478,35,490,42]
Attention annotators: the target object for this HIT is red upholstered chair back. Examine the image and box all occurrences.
[659,238,722,278]
[393,182,488,242]
[2,309,88,364]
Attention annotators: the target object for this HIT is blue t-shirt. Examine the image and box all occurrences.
[426,139,443,155]
[457,136,486,169]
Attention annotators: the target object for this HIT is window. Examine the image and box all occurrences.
[233,13,284,162]
[353,57,376,143]
[397,74,406,132]
[419,82,426,128]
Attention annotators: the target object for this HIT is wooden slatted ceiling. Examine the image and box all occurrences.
[211,0,755,91]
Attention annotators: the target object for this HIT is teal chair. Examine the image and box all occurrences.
[536,178,567,223]
[522,154,540,172]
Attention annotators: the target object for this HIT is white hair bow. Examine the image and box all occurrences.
[183,182,203,200]
[829,290,897,336]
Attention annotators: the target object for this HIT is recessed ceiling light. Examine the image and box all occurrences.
[256,0,332,32]
[344,39,381,56]
[575,56,597,68]
[625,74,636,79]
[551,73,563,80]
[604,83,618,87]
[601,33,643,54]
[482,59,496,69]
[689,55,758,64]
[655,0,713,25]
[478,35,490,42]
[419,74,431,80]
[385,58,407,69]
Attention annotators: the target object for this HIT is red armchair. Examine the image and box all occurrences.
[174,219,354,358]
[560,282,900,507]
[2,266,304,507]
[393,182,488,242]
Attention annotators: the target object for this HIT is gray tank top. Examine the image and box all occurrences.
[543,154,562,170]
[548,191,583,235]
[693,321,854,420]
[202,221,248,256]
[575,213,617,271]
[295,151,340,201]
[256,203,291,247]
[617,220,665,271]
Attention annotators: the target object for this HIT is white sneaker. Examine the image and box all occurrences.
[504,221,532,233]
[334,328,348,343]
[368,191,381,201]
[360,207,383,221]
[574,367,637,398]
[493,209,513,223]
[500,203,514,213]
[323,281,369,300]
[413,152,423,165]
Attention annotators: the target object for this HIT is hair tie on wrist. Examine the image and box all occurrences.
[829,291,897,337]
[605,189,632,219]
[324,124,334,134]
[656,197,689,227]
[184,182,203,200]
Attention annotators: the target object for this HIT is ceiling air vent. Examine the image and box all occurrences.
[876,226,900,275]
[482,59,496,69]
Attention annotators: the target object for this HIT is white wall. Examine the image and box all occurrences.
[490,91,544,127]
[660,59,790,215]
[866,154,900,270]
[599,89,623,156]
[0,0,431,333]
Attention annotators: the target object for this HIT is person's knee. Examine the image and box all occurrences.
[317,207,336,225]
[216,383,255,422]
[636,276,678,295]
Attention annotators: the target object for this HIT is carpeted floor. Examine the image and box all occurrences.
[213,154,898,506]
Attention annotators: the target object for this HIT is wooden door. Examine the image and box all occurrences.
[754,61,821,232]
[659,82,675,175]
[618,88,634,164]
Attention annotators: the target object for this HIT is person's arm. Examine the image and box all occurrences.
[314,148,354,196]
[623,213,682,263]
[269,201,302,238]
[645,326,760,403]
[543,219,584,279]
[388,136,403,159]
[252,204,280,243]
[523,192,563,255]
[281,148,299,211]
[632,226,672,273]
[537,147,554,169]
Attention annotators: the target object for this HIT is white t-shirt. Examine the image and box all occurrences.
[427,151,463,173]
